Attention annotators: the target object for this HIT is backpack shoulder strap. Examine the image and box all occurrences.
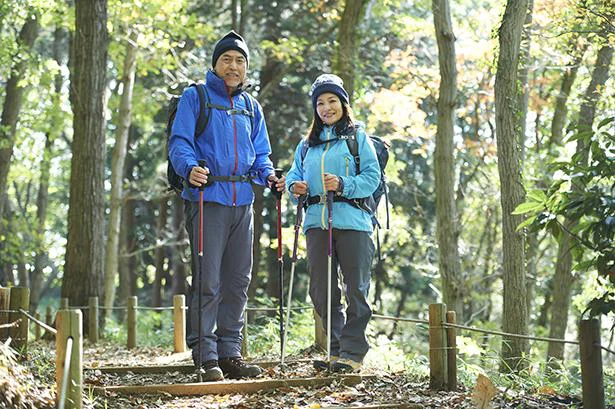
[242,92,255,130]
[345,126,360,174]
[300,139,309,164]
[192,83,210,140]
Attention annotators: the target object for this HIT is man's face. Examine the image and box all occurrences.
[214,50,247,90]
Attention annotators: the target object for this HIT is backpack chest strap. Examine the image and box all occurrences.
[206,103,254,117]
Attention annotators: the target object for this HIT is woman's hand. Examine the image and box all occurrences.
[323,173,340,192]
[291,181,308,197]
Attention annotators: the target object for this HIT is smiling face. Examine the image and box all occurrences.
[316,92,343,126]
[214,50,247,91]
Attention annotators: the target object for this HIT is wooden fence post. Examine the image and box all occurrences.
[580,319,604,409]
[88,297,99,344]
[429,303,448,390]
[34,313,42,340]
[241,308,249,357]
[173,295,187,353]
[314,310,326,351]
[56,309,83,409]
[61,298,69,310]
[9,287,30,356]
[0,287,10,341]
[127,296,137,349]
[446,311,457,391]
[46,306,53,337]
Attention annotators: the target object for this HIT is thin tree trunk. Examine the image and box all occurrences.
[103,33,138,319]
[248,187,264,301]
[495,0,530,373]
[546,45,613,366]
[239,0,248,36]
[516,0,533,160]
[334,0,369,102]
[432,0,462,320]
[152,197,169,307]
[62,0,109,334]
[171,194,188,296]
[0,14,40,222]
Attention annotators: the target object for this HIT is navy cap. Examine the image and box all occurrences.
[212,30,249,68]
[309,74,349,111]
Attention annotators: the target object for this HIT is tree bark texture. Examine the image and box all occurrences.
[494,0,530,372]
[0,14,40,222]
[547,45,613,364]
[516,0,533,160]
[334,0,369,102]
[104,34,138,315]
[432,0,462,320]
[62,0,109,324]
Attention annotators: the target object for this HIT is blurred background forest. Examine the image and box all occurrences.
[0,0,613,397]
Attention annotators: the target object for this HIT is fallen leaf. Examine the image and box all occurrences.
[536,385,556,395]
[472,373,498,409]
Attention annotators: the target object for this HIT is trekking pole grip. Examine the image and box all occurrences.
[198,159,207,191]
[273,168,283,199]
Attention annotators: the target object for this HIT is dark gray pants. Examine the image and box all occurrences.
[306,228,374,363]
[184,201,253,364]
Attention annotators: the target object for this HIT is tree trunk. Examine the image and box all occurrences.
[546,45,613,366]
[0,14,40,222]
[171,194,188,296]
[62,0,109,333]
[334,0,369,102]
[550,43,587,146]
[494,0,530,372]
[103,33,138,318]
[432,0,462,320]
[152,197,169,307]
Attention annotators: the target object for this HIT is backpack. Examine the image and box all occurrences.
[300,126,390,229]
[166,83,255,194]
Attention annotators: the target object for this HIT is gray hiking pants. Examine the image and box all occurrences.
[306,228,374,363]
[184,201,253,364]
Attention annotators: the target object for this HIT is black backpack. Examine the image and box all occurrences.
[300,127,390,229]
[166,83,255,194]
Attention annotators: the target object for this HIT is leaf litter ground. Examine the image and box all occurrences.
[2,340,601,408]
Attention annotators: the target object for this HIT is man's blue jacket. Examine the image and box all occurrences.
[169,70,274,205]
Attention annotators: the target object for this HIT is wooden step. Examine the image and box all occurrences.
[94,374,373,396]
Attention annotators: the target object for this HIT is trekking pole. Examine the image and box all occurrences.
[326,190,334,363]
[196,159,207,383]
[281,194,305,366]
[274,168,284,363]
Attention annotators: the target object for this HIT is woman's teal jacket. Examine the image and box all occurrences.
[285,123,380,233]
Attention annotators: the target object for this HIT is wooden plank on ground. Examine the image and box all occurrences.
[88,359,313,374]
[94,374,372,396]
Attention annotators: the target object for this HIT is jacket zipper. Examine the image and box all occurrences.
[229,90,237,206]
[320,128,331,229]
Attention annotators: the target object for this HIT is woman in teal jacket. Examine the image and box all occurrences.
[286,74,380,373]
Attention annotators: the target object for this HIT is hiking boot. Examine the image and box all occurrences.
[196,359,224,382]
[313,355,339,371]
[330,358,362,374]
[218,357,263,379]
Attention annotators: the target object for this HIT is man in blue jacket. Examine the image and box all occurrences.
[169,30,285,381]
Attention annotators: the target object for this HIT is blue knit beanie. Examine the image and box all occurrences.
[212,30,249,68]
[309,74,349,111]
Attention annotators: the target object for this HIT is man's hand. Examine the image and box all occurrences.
[268,174,286,193]
[323,173,340,192]
[189,165,209,187]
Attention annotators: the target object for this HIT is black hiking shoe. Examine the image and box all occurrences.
[196,359,224,382]
[219,357,263,379]
[313,355,339,371]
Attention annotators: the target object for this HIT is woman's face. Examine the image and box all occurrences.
[316,92,343,126]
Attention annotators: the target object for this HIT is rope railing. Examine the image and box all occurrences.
[57,336,73,409]
[18,308,57,335]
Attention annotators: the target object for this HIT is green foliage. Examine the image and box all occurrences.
[514,117,615,317]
